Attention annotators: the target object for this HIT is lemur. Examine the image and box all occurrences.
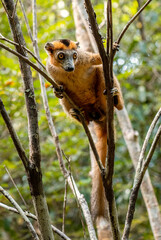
[45,39,124,222]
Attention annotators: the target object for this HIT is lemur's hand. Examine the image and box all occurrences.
[110,87,119,96]
[52,85,64,99]
[113,42,120,51]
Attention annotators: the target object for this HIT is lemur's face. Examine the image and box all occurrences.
[45,39,79,72]
[54,49,77,72]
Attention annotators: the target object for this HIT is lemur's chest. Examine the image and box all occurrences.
[54,66,97,105]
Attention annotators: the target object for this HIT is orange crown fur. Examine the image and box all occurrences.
[52,39,78,50]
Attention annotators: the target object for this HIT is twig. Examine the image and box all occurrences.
[0,186,39,240]
[116,0,152,45]
[19,0,33,42]
[11,0,19,19]
[4,166,28,210]
[0,202,71,240]
[62,180,68,233]
[136,0,146,41]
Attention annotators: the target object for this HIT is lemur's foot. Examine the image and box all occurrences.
[69,108,84,121]
[52,85,64,99]
[113,42,120,51]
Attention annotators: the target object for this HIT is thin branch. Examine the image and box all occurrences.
[143,124,161,172]
[122,111,161,240]
[66,155,87,239]
[4,166,28,210]
[116,0,152,45]
[134,107,161,183]
[0,41,57,86]
[62,180,68,233]
[0,34,46,71]
[11,0,19,19]
[19,0,33,42]
[0,202,71,240]
[116,106,161,240]
[0,186,39,240]
[0,98,29,170]
[136,0,146,41]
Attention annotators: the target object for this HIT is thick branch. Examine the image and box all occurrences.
[2,0,54,239]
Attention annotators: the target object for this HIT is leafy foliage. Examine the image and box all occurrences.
[0,0,161,239]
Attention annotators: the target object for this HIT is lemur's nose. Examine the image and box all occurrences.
[66,66,74,72]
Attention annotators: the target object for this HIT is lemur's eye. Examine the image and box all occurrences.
[58,53,65,60]
[73,53,77,60]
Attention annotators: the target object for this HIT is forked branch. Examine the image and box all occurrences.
[123,108,161,239]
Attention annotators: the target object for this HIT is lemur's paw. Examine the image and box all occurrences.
[113,42,120,51]
[52,85,64,99]
[69,108,84,121]
[110,87,119,96]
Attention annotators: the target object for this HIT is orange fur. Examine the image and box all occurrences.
[51,41,77,50]
[45,39,124,223]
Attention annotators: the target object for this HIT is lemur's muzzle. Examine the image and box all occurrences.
[65,66,75,72]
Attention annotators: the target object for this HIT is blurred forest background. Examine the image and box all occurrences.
[0,0,161,239]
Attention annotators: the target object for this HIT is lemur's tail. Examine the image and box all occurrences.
[91,120,113,240]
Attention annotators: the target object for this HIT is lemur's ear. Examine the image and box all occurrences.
[75,42,80,48]
[45,42,54,54]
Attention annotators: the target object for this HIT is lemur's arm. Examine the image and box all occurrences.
[76,49,102,66]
